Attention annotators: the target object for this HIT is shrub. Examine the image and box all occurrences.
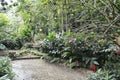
[0,13,9,27]
[0,38,25,50]
[1,39,18,50]
[103,52,120,79]
[41,31,117,69]
[0,57,14,80]
[41,38,64,57]
[87,69,117,80]
[87,51,120,80]
[15,36,31,49]
[18,24,32,40]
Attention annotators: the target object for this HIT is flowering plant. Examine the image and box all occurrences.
[90,64,97,72]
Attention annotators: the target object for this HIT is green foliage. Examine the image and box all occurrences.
[0,13,9,27]
[46,32,56,41]
[41,32,115,68]
[0,39,21,50]
[87,69,117,80]
[17,0,120,35]
[87,50,120,80]
[0,0,119,78]
[18,25,32,39]
[0,13,9,40]
[14,36,33,49]
[103,53,120,79]
[0,57,14,80]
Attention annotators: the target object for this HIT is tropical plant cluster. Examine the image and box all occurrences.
[17,0,120,79]
[41,32,113,64]
[87,52,120,80]
[0,57,14,80]
[41,31,120,79]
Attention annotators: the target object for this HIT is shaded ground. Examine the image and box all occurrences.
[12,59,92,80]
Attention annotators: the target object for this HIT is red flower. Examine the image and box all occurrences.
[90,64,97,72]
[115,50,120,55]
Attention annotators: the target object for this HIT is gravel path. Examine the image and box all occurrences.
[12,59,91,80]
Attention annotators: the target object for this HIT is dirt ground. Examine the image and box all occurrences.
[12,59,92,80]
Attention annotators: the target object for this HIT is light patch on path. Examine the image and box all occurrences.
[12,59,91,80]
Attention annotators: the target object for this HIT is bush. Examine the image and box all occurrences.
[0,57,14,80]
[41,32,102,67]
[41,38,64,57]
[41,31,119,69]
[103,52,120,79]
[87,69,117,80]
[87,51,120,80]
[1,40,17,50]
[0,13,9,27]
[1,39,22,50]
[15,36,31,49]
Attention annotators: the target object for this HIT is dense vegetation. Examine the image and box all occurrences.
[0,57,14,80]
[0,0,120,79]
